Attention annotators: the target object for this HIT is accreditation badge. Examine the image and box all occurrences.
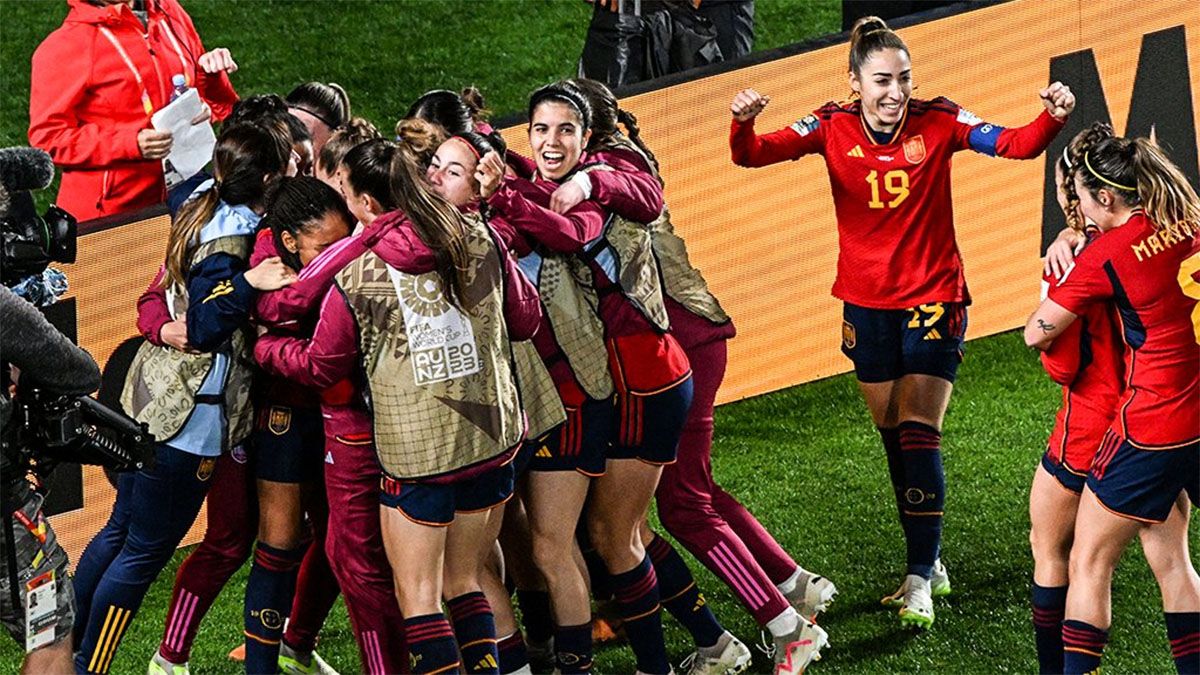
[24,570,57,652]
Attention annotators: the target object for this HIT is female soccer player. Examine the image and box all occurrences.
[406,87,491,136]
[545,76,826,673]
[255,145,541,675]
[1027,124,1124,674]
[315,117,383,188]
[254,175,408,674]
[484,81,693,675]
[729,15,1074,628]
[1025,135,1199,675]
[73,120,296,675]
[286,82,351,155]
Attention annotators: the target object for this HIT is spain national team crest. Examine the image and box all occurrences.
[903,135,926,164]
[842,320,857,350]
[196,458,216,482]
[268,405,291,436]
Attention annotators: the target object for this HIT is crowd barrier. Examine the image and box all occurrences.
[46,0,1199,561]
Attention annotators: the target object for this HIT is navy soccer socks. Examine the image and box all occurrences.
[447,592,499,674]
[878,426,905,518]
[897,421,946,579]
[555,622,595,674]
[497,631,530,674]
[1032,583,1068,674]
[405,613,462,674]
[1165,612,1200,674]
[612,555,671,674]
[647,534,724,649]
[1062,619,1108,674]
[244,542,304,673]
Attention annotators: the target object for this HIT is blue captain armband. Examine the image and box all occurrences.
[968,122,1006,156]
[789,114,820,137]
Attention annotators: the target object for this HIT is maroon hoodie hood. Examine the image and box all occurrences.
[363,210,437,274]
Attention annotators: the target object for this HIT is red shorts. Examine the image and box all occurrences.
[1043,396,1112,493]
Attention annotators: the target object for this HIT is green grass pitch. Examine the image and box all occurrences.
[2,1,1193,672]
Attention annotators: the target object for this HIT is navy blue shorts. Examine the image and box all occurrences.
[252,405,325,484]
[378,462,516,527]
[841,301,968,384]
[1041,451,1086,495]
[607,376,693,465]
[528,397,612,476]
[1087,431,1199,523]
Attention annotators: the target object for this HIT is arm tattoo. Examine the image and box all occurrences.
[1037,319,1056,334]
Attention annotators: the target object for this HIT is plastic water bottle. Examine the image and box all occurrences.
[164,74,188,188]
[169,74,187,102]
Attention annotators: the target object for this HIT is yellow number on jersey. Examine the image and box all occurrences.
[907,303,945,329]
[866,169,911,209]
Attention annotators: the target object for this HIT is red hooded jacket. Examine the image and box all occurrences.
[29,0,238,221]
[254,210,541,406]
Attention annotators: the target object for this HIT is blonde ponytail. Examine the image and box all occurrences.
[1131,137,1200,233]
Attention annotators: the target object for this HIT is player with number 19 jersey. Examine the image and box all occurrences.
[731,98,1065,310]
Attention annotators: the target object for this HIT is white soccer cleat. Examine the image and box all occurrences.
[148,650,190,675]
[789,572,838,620]
[680,633,752,675]
[881,559,951,608]
[772,618,828,675]
[897,575,935,630]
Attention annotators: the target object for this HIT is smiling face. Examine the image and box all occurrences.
[426,138,479,207]
[850,47,912,132]
[529,101,591,181]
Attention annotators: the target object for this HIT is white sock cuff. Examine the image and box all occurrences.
[776,567,805,596]
[766,607,800,638]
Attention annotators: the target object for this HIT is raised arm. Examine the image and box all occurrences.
[729,88,825,167]
[950,84,1073,159]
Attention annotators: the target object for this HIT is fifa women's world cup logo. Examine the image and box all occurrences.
[389,266,482,386]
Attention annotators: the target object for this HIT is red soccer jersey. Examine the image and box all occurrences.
[1040,261,1124,471]
[1049,212,1200,449]
[731,98,1064,309]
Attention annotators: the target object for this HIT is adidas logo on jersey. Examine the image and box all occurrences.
[847,145,865,158]
[924,329,943,340]
[535,446,552,458]
[476,655,498,670]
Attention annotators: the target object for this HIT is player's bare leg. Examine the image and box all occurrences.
[1029,465,1080,588]
[1139,492,1200,613]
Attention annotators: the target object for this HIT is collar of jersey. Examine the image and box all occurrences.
[859,102,909,146]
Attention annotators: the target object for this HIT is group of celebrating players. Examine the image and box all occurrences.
[64,13,1197,675]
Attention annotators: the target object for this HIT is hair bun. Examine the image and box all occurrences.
[460,86,487,117]
[852,15,889,36]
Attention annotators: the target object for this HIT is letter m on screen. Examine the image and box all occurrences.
[1041,26,1199,252]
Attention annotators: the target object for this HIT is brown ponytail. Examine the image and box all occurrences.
[163,121,291,288]
[388,145,472,305]
[848,16,909,76]
[164,188,221,290]
[616,108,660,176]
[460,86,490,124]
